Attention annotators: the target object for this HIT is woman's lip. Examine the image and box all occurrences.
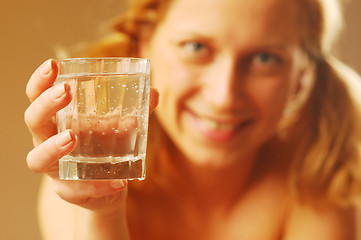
[186,109,253,141]
[196,116,240,130]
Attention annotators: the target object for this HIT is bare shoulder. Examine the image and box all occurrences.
[284,199,358,240]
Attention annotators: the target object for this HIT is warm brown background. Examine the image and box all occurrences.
[0,0,360,239]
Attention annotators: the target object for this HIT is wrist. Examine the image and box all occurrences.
[76,204,130,240]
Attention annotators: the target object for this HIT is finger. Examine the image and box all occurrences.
[26,59,58,102]
[24,82,72,143]
[52,179,128,207]
[149,88,159,114]
[26,130,76,174]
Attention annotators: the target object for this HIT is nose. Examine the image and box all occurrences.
[201,56,244,111]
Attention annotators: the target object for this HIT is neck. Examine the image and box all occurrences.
[148,122,290,212]
[158,136,292,207]
[160,140,258,210]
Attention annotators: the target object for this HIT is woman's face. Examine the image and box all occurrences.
[142,0,311,166]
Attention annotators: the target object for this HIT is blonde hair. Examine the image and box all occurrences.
[84,0,171,57]
[89,0,361,207]
[289,57,361,207]
[287,0,361,207]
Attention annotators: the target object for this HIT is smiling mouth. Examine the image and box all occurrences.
[197,117,240,131]
[188,109,254,141]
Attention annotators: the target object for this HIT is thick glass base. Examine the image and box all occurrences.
[59,156,145,180]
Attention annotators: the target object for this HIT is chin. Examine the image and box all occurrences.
[183,147,250,169]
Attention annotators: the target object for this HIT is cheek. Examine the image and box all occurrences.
[247,77,291,122]
[148,42,193,93]
[150,59,195,107]
[148,46,199,132]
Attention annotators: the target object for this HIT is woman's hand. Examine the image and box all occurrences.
[24,59,159,213]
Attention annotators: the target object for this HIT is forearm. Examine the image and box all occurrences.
[38,176,130,240]
[75,206,130,240]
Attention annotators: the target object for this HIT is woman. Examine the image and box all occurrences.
[25,0,361,239]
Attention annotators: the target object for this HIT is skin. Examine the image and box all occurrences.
[25,0,357,239]
[138,0,311,202]
[146,0,304,167]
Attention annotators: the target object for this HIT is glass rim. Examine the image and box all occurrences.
[56,57,150,63]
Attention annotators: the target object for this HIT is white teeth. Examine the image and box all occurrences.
[200,117,236,130]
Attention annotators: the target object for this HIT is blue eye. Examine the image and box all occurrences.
[184,41,205,53]
[244,52,283,75]
[179,40,211,63]
[254,52,280,64]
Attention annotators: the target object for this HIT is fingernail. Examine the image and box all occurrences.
[51,83,66,99]
[110,180,126,189]
[151,88,159,96]
[56,130,73,146]
[39,59,54,76]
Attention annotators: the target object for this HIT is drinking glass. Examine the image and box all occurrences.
[55,57,150,180]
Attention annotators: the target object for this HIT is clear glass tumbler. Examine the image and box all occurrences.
[55,57,150,180]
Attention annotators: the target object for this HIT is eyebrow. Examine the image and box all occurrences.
[169,26,295,56]
[251,44,290,51]
[170,29,212,39]
[168,30,219,47]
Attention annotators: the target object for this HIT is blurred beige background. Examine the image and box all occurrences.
[0,0,360,239]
